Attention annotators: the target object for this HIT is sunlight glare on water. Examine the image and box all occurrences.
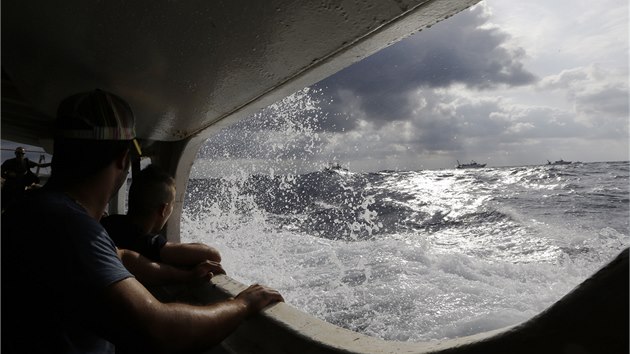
[183,89,629,342]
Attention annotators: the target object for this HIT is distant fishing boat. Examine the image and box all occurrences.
[456,160,486,169]
[547,159,572,165]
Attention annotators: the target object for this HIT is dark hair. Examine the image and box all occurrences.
[128,164,175,216]
[51,138,131,183]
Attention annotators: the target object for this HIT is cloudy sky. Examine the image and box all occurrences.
[2,1,627,176]
[194,0,626,174]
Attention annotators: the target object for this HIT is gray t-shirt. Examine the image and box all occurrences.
[2,188,134,353]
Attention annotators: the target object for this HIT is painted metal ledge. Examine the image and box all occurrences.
[157,248,628,354]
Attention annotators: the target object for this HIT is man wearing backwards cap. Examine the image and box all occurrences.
[1,89,283,354]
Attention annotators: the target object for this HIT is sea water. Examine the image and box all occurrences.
[181,161,629,341]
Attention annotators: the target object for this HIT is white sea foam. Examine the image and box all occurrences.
[182,89,628,342]
[180,170,628,341]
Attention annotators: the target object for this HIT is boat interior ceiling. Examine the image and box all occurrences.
[2,0,479,149]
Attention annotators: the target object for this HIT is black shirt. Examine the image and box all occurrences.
[101,214,167,261]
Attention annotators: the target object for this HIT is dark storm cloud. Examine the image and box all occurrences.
[313,4,536,131]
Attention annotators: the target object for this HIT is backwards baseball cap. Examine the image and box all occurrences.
[55,89,142,156]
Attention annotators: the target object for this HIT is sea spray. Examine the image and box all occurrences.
[183,163,629,341]
[192,87,333,177]
[183,89,629,341]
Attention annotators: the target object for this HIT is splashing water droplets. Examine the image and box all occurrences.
[184,88,629,343]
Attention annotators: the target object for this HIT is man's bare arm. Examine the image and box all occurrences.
[100,277,283,353]
[118,248,202,285]
[28,160,50,168]
[160,241,222,267]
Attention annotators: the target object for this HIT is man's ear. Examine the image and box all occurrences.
[115,149,130,170]
[158,202,169,217]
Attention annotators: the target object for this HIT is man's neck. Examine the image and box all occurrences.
[48,173,116,220]
[64,183,111,220]
[127,211,157,235]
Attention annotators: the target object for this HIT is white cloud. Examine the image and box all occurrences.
[538,65,629,130]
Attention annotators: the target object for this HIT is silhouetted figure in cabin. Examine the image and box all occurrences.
[1,146,50,211]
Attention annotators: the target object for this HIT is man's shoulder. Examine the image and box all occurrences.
[1,158,17,167]
[3,189,103,240]
[36,189,81,210]
[6,188,66,213]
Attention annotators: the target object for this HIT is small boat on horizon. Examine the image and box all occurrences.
[547,159,572,165]
[456,160,486,169]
